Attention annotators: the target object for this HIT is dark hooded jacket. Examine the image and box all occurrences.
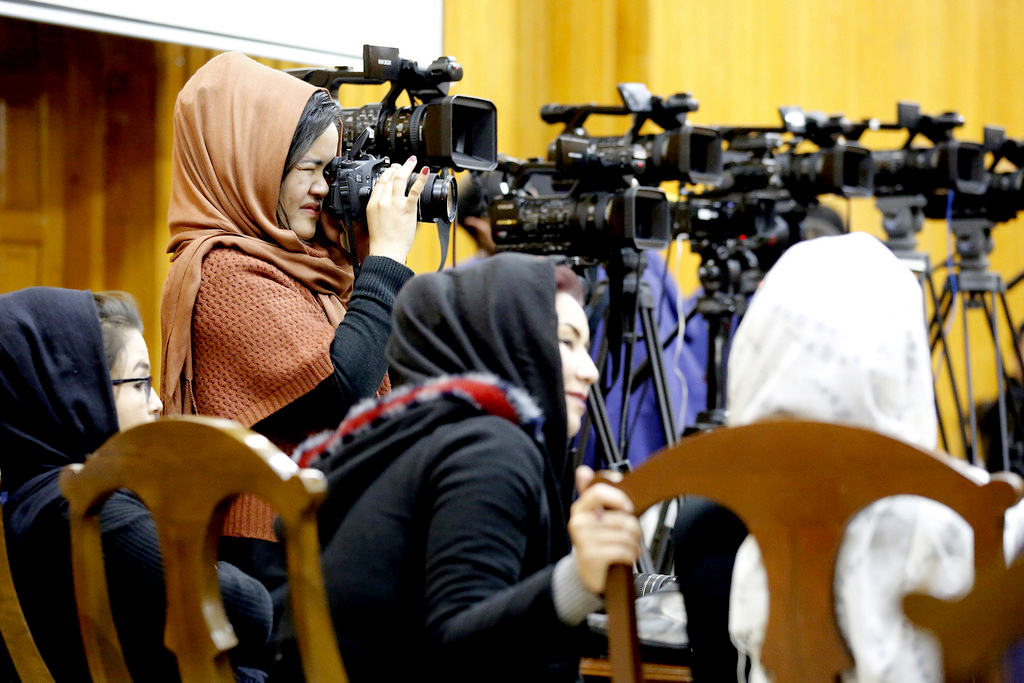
[274,254,585,682]
[0,287,273,681]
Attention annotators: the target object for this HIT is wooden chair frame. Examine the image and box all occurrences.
[600,420,1023,682]
[0,473,55,682]
[59,415,346,683]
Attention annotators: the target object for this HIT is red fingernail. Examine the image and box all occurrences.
[421,167,429,175]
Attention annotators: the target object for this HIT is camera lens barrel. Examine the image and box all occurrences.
[412,172,458,223]
[491,186,669,258]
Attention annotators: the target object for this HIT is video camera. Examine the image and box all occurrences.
[921,125,1024,224]
[289,45,499,236]
[869,101,987,198]
[290,45,497,171]
[489,83,734,261]
[671,107,869,273]
[540,83,724,186]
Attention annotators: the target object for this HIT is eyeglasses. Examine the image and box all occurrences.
[111,375,154,400]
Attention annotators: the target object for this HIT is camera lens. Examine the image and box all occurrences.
[407,172,458,223]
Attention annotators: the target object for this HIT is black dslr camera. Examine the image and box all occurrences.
[323,128,457,227]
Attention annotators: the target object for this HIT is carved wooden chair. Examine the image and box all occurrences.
[599,420,1023,682]
[905,551,1024,682]
[59,415,346,683]
[0,472,55,682]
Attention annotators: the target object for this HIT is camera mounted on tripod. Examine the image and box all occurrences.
[490,83,733,262]
[920,125,1024,226]
[541,82,725,187]
[870,101,987,198]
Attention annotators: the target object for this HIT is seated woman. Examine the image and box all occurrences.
[0,287,273,682]
[721,231,1019,682]
[273,253,644,681]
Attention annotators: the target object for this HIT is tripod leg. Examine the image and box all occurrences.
[928,276,970,455]
[961,287,979,464]
[999,290,1024,471]
[982,295,1012,472]
[637,303,679,447]
[585,377,627,474]
[931,275,972,459]
[930,277,954,351]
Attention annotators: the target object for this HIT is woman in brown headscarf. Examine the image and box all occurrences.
[160,51,427,587]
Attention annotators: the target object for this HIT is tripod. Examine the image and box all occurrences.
[876,195,970,455]
[928,216,1024,469]
[621,237,762,573]
[576,248,684,574]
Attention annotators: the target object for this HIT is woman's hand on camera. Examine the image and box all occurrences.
[568,465,643,595]
[366,155,428,263]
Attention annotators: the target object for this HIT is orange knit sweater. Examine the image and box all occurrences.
[192,247,337,540]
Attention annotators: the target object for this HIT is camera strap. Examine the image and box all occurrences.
[436,218,451,271]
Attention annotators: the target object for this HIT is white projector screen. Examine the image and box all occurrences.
[0,0,444,67]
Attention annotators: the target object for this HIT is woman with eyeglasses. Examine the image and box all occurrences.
[0,287,273,682]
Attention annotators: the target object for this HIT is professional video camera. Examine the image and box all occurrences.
[921,125,1024,224]
[488,83,734,261]
[290,44,497,171]
[540,82,724,186]
[868,101,987,197]
[288,45,497,270]
[711,107,875,206]
[674,107,870,273]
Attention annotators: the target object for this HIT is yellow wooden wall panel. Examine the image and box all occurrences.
[436,0,1024,458]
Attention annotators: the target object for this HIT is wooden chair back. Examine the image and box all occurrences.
[905,551,1024,682]
[59,415,347,683]
[0,473,55,682]
[600,420,1023,682]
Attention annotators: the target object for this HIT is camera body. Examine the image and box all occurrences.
[541,83,725,186]
[871,102,987,197]
[322,129,457,228]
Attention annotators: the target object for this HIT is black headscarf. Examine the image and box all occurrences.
[0,287,116,498]
[386,253,573,511]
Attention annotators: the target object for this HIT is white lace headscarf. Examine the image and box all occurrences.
[726,232,974,683]
[726,231,936,447]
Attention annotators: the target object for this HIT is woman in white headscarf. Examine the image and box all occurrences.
[725,231,1022,682]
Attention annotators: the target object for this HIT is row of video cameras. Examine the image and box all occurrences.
[484,88,1024,274]
[285,46,1024,278]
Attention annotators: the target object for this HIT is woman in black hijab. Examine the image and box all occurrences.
[0,286,272,681]
[277,253,643,682]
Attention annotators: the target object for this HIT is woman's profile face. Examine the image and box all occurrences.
[110,329,163,432]
[277,125,339,241]
[555,292,599,438]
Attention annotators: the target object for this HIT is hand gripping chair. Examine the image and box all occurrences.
[0,472,55,682]
[598,420,1023,682]
[59,415,347,683]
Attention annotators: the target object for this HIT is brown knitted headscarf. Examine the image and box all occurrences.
[160,52,354,416]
